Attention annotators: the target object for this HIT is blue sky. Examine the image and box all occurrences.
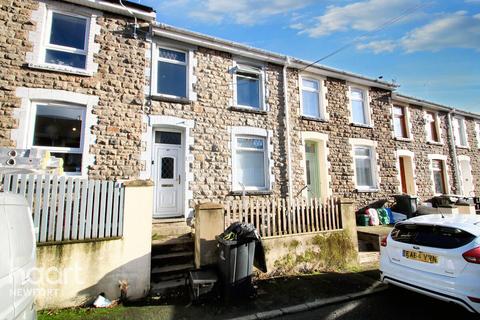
[138,0,480,113]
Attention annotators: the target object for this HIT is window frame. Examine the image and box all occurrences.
[233,63,266,111]
[431,159,447,195]
[153,45,190,100]
[349,85,372,127]
[453,116,469,148]
[42,9,90,70]
[424,110,442,143]
[392,104,410,139]
[232,135,269,191]
[353,146,378,190]
[300,75,326,120]
[28,102,87,175]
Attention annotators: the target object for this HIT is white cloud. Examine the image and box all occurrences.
[298,0,422,37]
[357,40,398,54]
[188,0,311,25]
[401,11,480,52]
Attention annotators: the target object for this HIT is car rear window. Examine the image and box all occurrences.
[391,223,475,249]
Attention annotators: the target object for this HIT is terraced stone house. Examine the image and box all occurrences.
[1,0,479,221]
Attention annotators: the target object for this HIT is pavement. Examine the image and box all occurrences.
[39,267,386,320]
[279,285,480,320]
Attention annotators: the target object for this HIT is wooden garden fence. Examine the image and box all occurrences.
[0,173,125,244]
[224,197,342,238]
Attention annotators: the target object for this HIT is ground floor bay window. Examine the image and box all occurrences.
[30,103,86,173]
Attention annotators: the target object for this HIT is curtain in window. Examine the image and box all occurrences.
[354,147,374,187]
[236,150,265,188]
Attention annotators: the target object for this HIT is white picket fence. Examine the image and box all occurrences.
[0,173,125,243]
[225,197,342,238]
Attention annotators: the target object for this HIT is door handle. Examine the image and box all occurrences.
[178,174,181,184]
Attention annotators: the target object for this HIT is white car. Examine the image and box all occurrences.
[0,192,36,320]
[380,214,480,314]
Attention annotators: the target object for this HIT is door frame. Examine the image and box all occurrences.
[305,141,321,200]
[301,132,331,202]
[458,155,475,197]
[141,115,195,219]
[152,134,184,218]
[396,150,417,195]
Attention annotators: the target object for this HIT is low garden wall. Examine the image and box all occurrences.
[261,230,357,276]
[34,181,153,310]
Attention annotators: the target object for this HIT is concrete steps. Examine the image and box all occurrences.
[150,219,195,296]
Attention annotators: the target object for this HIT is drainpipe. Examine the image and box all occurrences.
[282,58,293,203]
[447,110,461,195]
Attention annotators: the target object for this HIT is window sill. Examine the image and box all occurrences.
[28,62,93,77]
[355,188,379,193]
[426,140,443,146]
[230,106,267,115]
[394,137,412,142]
[455,145,470,150]
[301,115,327,123]
[350,123,373,129]
[150,94,192,104]
[230,190,273,196]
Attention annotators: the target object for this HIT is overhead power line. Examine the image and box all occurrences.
[300,2,430,71]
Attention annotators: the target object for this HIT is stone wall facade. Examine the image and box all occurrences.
[392,105,457,199]
[455,116,480,196]
[0,0,149,180]
[1,1,479,217]
[147,46,289,207]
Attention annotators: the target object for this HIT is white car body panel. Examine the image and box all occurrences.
[380,214,480,314]
[0,193,36,320]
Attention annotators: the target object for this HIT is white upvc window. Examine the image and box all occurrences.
[233,136,268,190]
[425,111,441,143]
[43,10,90,70]
[453,116,469,148]
[233,63,265,111]
[155,47,189,99]
[29,102,86,174]
[353,146,378,190]
[300,76,325,119]
[428,155,449,195]
[349,86,371,126]
[393,105,411,139]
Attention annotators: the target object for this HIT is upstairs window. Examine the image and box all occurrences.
[31,103,86,173]
[234,64,264,110]
[156,48,188,98]
[301,77,323,119]
[393,105,409,138]
[45,11,89,69]
[425,111,440,143]
[453,116,468,147]
[350,87,370,126]
[353,146,377,190]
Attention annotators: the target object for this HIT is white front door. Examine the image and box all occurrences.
[153,131,184,218]
[459,159,474,197]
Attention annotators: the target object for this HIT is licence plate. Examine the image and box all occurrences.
[403,250,438,264]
